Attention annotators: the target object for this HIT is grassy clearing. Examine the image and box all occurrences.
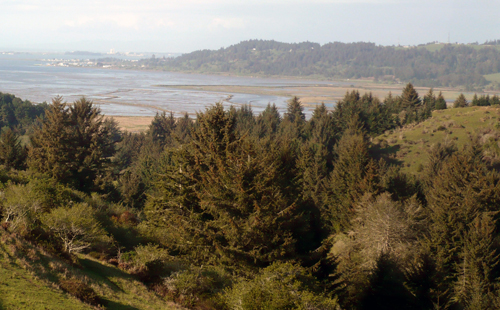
[0,230,183,310]
[485,73,500,83]
[0,236,92,310]
[374,105,500,174]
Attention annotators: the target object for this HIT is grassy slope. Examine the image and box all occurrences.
[374,105,500,174]
[0,230,183,310]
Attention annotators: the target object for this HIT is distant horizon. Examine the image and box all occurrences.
[2,38,499,56]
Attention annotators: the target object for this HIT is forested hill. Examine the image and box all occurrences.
[142,40,500,88]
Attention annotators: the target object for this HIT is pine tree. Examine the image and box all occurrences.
[452,213,499,309]
[471,94,479,106]
[0,128,26,170]
[148,111,176,147]
[425,141,500,307]
[281,96,306,139]
[323,120,381,233]
[145,103,316,268]
[255,103,281,138]
[401,83,421,109]
[29,97,120,192]
[435,91,447,110]
[453,93,468,108]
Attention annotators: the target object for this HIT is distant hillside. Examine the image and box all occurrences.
[374,105,500,174]
[138,40,500,89]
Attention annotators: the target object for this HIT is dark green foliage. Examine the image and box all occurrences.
[28,97,121,193]
[255,103,281,138]
[360,254,417,310]
[452,213,499,309]
[146,103,318,269]
[147,39,497,87]
[332,91,395,136]
[281,96,307,139]
[0,92,48,134]
[435,91,447,110]
[148,111,176,147]
[59,278,103,306]
[453,93,468,108]
[231,104,255,135]
[424,141,500,307]
[471,93,498,106]
[0,128,27,170]
[224,262,339,310]
[323,124,381,233]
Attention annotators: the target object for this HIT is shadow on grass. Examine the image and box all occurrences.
[101,299,140,310]
[370,144,404,166]
[79,257,137,293]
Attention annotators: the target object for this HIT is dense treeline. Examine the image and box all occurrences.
[2,86,500,309]
[0,92,48,133]
[138,40,500,88]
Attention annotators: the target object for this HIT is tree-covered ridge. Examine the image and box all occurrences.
[141,39,500,88]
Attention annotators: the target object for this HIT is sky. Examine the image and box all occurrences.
[1,0,499,53]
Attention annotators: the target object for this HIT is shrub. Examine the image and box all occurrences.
[129,244,183,283]
[41,203,111,254]
[223,262,339,310]
[59,278,102,306]
[164,266,233,308]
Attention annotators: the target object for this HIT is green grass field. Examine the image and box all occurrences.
[374,105,500,174]
[485,73,500,83]
[0,230,183,310]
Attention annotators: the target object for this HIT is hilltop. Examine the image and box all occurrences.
[131,39,500,89]
[374,105,500,174]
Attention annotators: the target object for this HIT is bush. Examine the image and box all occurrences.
[129,244,183,283]
[41,203,111,254]
[164,266,233,308]
[223,262,339,310]
[59,278,102,306]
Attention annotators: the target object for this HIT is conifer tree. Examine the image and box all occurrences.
[452,213,499,309]
[323,119,381,233]
[281,96,306,139]
[146,103,316,268]
[255,103,281,138]
[401,83,421,109]
[148,111,176,147]
[29,97,120,192]
[425,141,500,307]
[453,93,468,108]
[0,128,26,170]
[435,91,447,110]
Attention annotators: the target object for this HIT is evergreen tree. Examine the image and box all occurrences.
[281,96,306,139]
[435,91,447,110]
[323,120,381,233]
[148,111,176,147]
[471,94,479,106]
[453,93,468,108]
[145,103,316,268]
[29,97,120,192]
[401,83,421,109]
[0,128,26,170]
[452,213,499,309]
[425,141,500,307]
[255,103,281,138]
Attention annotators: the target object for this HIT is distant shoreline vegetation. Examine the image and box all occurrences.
[87,39,500,90]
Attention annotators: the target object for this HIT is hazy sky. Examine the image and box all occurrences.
[1,0,499,53]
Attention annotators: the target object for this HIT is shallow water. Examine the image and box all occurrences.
[0,53,340,117]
